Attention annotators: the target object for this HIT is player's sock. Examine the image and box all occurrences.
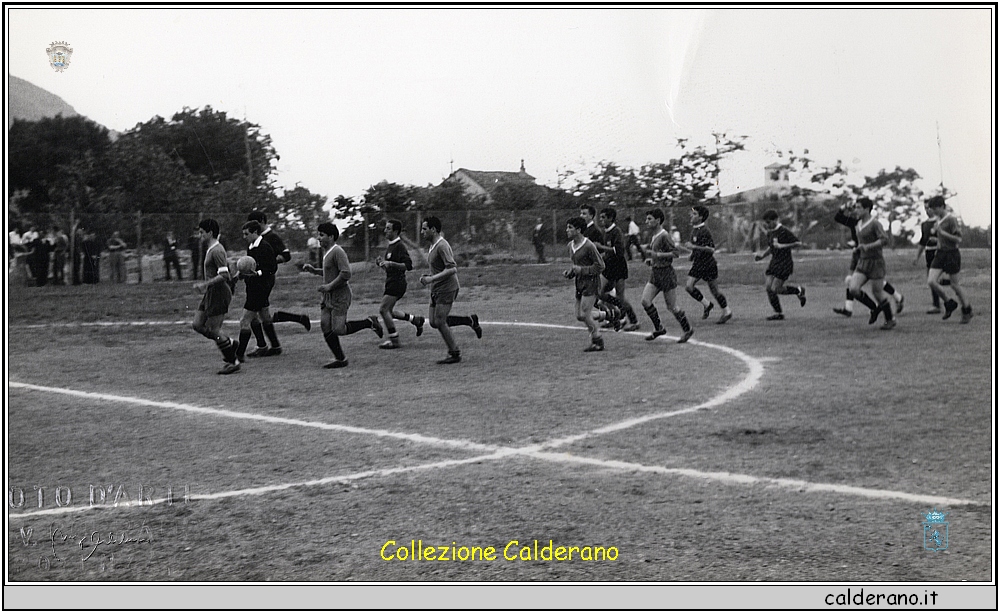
[880,300,894,322]
[673,309,691,332]
[852,290,878,311]
[344,319,372,335]
[883,282,901,302]
[237,329,252,359]
[250,319,267,349]
[262,322,281,349]
[385,320,397,336]
[931,290,941,308]
[216,336,237,363]
[686,286,709,307]
[782,285,801,296]
[324,331,346,361]
[397,312,411,322]
[446,315,472,327]
[643,304,662,330]
[766,290,782,313]
[843,288,854,312]
[625,305,638,324]
[714,291,728,310]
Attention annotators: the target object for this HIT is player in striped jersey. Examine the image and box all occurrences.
[640,208,693,343]
[832,199,904,318]
[564,217,607,351]
[376,219,425,349]
[303,223,383,368]
[683,205,732,324]
[755,210,806,320]
[190,219,239,374]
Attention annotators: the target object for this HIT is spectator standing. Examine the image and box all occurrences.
[188,229,204,280]
[51,225,69,284]
[82,231,102,284]
[106,231,127,283]
[625,216,643,260]
[163,231,183,280]
[532,217,546,263]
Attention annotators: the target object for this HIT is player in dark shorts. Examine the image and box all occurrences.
[376,219,425,349]
[564,217,607,351]
[231,221,282,366]
[303,223,383,368]
[640,208,693,343]
[596,207,640,331]
[755,209,806,320]
[832,200,904,318]
[683,205,732,324]
[925,196,972,323]
[419,216,482,364]
[848,198,896,330]
[913,200,944,313]
[244,211,311,358]
[190,219,239,375]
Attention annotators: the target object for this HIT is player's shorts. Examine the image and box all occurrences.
[648,266,677,293]
[321,286,352,317]
[575,275,601,300]
[924,249,938,270]
[198,283,232,317]
[930,249,961,275]
[243,276,271,311]
[688,258,719,281]
[383,278,407,299]
[849,250,860,272]
[430,288,459,307]
[855,257,886,281]
[766,258,793,281]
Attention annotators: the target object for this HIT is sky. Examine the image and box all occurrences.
[6,6,995,228]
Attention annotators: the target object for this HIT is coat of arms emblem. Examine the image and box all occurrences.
[46,41,73,72]
[922,508,949,552]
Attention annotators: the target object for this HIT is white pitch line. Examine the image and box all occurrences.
[8,382,497,454]
[7,450,516,519]
[525,451,984,507]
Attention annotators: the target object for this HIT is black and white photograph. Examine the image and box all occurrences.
[5,4,995,609]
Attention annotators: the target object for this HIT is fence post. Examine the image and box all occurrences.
[415,212,422,248]
[363,212,370,263]
[551,210,558,246]
[135,211,143,284]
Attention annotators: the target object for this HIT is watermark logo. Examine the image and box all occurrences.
[922,508,948,552]
[46,41,73,72]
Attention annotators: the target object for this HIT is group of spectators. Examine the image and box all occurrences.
[9,225,211,286]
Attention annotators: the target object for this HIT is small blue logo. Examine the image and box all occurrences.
[922,508,949,552]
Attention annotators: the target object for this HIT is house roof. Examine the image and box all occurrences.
[453,168,536,193]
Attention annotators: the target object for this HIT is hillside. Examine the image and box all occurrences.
[8,75,78,128]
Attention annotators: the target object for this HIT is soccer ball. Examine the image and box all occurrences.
[237,256,257,275]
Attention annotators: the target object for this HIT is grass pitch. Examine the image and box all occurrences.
[6,249,994,581]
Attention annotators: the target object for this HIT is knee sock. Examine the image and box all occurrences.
[844,288,854,312]
[766,290,782,313]
[687,287,710,307]
[447,315,472,327]
[237,329,252,359]
[643,303,662,330]
[782,285,801,296]
[930,288,941,307]
[880,300,894,322]
[323,331,345,360]
[250,319,267,348]
[851,290,878,310]
[712,289,728,310]
[274,311,310,328]
[215,336,237,363]
[673,309,691,332]
[883,282,902,301]
[262,322,280,348]
[345,319,373,335]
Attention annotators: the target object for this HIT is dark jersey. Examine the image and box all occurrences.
[689,224,716,266]
[261,229,291,263]
[383,239,413,282]
[601,224,628,280]
[583,222,604,245]
[766,225,799,267]
[919,219,939,251]
[249,238,278,276]
[834,209,859,244]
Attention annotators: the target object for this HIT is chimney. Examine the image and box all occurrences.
[520,159,526,174]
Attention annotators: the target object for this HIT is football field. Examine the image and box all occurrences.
[6,250,994,582]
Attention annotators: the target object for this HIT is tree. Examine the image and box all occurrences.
[128,106,278,189]
[8,115,112,218]
[857,166,924,245]
[273,185,329,242]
